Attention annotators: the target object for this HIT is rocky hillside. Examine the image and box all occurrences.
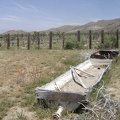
[47,18,120,33]
[2,18,120,34]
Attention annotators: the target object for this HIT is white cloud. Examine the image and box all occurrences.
[30,5,39,12]
[0,15,21,22]
[12,1,39,12]
[12,2,27,10]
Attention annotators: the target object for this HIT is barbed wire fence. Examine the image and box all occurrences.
[0,30,119,50]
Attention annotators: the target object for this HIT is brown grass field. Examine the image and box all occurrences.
[0,49,119,120]
[0,49,83,120]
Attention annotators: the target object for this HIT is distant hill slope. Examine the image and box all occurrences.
[2,18,120,34]
[47,25,82,33]
[46,18,120,33]
[2,30,28,35]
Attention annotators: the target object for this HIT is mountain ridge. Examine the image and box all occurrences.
[2,18,120,35]
[45,18,120,33]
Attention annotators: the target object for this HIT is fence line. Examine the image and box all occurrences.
[0,30,119,50]
[116,29,119,48]
[89,30,92,49]
[37,33,40,49]
[62,32,65,49]
[17,34,19,48]
[101,30,104,44]
[77,30,80,42]
[49,31,52,49]
[7,34,10,49]
[27,33,30,50]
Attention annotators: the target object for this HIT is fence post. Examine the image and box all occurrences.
[49,31,52,49]
[7,34,10,49]
[116,29,119,48]
[77,30,80,42]
[101,30,104,44]
[37,32,40,49]
[27,33,30,50]
[17,34,19,48]
[62,32,65,49]
[89,30,92,49]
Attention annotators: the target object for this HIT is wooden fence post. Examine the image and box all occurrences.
[49,31,52,49]
[77,30,80,42]
[62,32,65,49]
[17,34,19,48]
[116,29,119,48]
[89,30,92,49]
[7,34,10,49]
[27,33,30,50]
[37,32,40,49]
[101,30,104,44]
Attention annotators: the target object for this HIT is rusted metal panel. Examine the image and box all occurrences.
[36,90,85,102]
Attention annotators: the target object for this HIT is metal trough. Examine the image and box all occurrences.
[35,49,119,119]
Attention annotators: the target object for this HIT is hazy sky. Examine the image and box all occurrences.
[0,0,120,33]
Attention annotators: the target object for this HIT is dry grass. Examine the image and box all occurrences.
[105,56,120,101]
[0,49,84,120]
[0,49,119,120]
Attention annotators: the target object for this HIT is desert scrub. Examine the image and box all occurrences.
[78,86,120,120]
[65,37,86,50]
[98,35,116,49]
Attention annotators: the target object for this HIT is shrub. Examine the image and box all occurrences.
[98,35,116,49]
[65,40,74,49]
[65,37,85,50]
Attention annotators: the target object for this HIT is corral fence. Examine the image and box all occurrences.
[0,30,119,50]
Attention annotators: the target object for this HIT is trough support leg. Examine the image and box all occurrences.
[53,106,64,119]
